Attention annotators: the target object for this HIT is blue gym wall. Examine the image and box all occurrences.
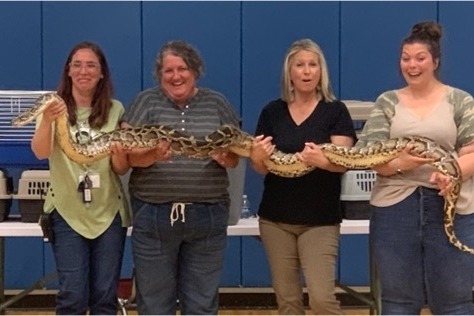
[1,1,474,289]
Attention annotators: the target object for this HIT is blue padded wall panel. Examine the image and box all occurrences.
[339,235,369,286]
[220,237,241,287]
[0,2,42,90]
[141,2,241,114]
[0,144,47,166]
[439,2,474,94]
[5,238,44,289]
[42,2,142,106]
[340,2,437,101]
[241,236,271,286]
[241,1,340,218]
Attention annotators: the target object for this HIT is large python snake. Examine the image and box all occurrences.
[12,93,472,254]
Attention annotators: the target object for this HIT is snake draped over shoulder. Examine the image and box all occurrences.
[12,92,471,254]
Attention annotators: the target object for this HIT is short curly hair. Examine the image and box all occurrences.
[154,40,205,83]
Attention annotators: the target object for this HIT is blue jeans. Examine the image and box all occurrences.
[131,197,229,315]
[50,211,127,315]
[370,187,474,315]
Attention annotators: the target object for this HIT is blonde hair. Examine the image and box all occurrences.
[281,39,335,103]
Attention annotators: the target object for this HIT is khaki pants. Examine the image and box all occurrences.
[259,218,343,315]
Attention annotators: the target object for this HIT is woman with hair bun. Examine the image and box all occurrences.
[357,21,474,314]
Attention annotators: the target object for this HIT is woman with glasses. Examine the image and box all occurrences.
[31,41,131,314]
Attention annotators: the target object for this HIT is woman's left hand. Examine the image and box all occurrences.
[430,172,453,196]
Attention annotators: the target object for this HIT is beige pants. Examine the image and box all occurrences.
[259,218,343,315]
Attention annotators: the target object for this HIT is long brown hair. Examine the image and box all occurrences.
[57,41,114,128]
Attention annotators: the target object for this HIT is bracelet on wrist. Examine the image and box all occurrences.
[395,159,404,174]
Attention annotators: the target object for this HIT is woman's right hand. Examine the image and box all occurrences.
[372,144,434,176]
[396,145,434,172]
[153,140,172,161]
[31,99,68,160]
[250,135,274,162]
[249,135,274,175]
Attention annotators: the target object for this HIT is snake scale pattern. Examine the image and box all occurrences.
[11,93,472,254]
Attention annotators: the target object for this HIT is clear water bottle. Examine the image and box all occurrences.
[240,194,251,219]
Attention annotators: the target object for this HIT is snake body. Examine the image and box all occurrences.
[12,93,472,254]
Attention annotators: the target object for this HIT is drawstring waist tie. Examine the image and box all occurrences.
[170,202,192,226]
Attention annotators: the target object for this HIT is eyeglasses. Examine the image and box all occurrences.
[69,61,101,72]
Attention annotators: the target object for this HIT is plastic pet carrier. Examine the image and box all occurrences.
[340,170,376,220]
[12,170,51,222]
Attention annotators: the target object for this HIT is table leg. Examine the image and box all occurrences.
[0,271,57,312]
[0,237,4,315]
[0,237,57,313]
[369,236,381,315]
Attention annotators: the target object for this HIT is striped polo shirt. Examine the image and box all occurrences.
[123,87,240,204]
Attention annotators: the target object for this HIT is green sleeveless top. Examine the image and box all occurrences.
[39,100,131,238]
